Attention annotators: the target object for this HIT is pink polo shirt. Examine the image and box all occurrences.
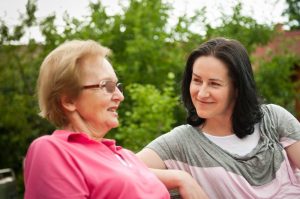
[24,130,170,199]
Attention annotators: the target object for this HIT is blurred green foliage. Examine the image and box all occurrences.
[205,3,274,53]
[255,54,300,115]
[283,0,300,30]
[0,0,298,197]
[115,73,179,151]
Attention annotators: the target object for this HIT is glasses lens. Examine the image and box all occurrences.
[104,81,116,93]
[117,83,123,93]
[100,81,123,93]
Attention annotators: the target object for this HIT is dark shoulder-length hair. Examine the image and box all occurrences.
[181,37,263,138]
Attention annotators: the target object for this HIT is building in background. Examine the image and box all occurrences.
[252,24,300,120]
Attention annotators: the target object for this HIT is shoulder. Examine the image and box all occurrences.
[168,124,195,136]
[153,124,195,142]
[261,104,297,121]
[24,135,63,174]
[29,135,54,149]
[29,134,61,149]
[262,103,287,113]
[260,104,300,139]
[26,134,66,160]
[147,124,197,148]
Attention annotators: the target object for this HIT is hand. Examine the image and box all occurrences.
[175,170,209,199]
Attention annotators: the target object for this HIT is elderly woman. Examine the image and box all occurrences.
[24,40,170,199]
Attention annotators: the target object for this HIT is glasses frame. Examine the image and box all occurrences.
[82,80,123,94]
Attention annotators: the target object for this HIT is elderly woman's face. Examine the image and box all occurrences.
[73,55,124,134]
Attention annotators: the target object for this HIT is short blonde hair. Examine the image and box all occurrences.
[37,40,110,127]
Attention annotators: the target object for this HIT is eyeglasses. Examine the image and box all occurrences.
[82,80,123,93]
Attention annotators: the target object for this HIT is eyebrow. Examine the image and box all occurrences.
[100,77,119,82]
[192,73,224,83]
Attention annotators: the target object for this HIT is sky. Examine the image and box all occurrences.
[0,0,288,43]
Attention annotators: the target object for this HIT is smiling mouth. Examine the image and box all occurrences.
[107,107,119,116]
[199,100,214,104]
[108,107,117,112]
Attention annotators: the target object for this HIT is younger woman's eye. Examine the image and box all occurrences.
[193,78,202,83]
[210,82,221,86]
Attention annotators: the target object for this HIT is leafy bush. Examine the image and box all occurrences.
[255,54,300,115]
[114,73,179,151]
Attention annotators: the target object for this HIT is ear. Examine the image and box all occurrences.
[60,95,76,112]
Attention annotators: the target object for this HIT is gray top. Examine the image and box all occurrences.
[146,104,300,198]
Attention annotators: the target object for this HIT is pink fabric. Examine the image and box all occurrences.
[280,137,297,148]
[24,130,170,199]
[165,155,300,199]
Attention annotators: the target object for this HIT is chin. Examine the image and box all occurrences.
[196,111,211,119]
[111,124,119,129]
[109,120,120,129]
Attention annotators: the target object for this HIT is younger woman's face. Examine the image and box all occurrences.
[190,56,236,121]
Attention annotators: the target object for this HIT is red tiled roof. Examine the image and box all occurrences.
[252,28,300,59]
[252,26,300,120]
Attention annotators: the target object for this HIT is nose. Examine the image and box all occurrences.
[112,87,124,102]
[197,85,209,98]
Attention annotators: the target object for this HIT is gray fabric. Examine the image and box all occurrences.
[146,104,300,186]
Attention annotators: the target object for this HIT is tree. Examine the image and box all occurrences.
[0,0,55,196]
[255,54,299,114]
[283,0,300,30]
[205,3,274,53]
[115,74,179,151]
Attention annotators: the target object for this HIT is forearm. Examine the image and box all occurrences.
[150,168,210,199]
[286,141,300,169]
[150,168,186,190]
[137,148,209,198]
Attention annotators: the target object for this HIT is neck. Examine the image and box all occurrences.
[201,118,233,136]
[65,111,107,141]
[64,124,105,141]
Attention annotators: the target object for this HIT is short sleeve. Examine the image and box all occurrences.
[263,104,300,148]
[146,133,175,161]
[145,125,192,163]
[24,137,88,199]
